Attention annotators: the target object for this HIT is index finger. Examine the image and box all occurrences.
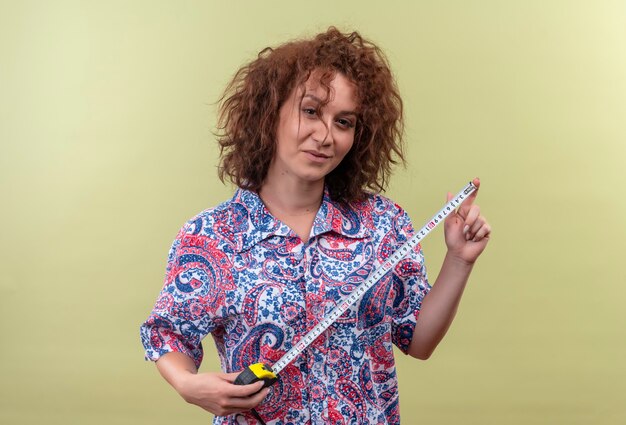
[223,372,267,396]
[228,379,266,397]
[458,177,480,214]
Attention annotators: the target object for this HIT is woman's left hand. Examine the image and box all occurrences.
[444,177,491,264]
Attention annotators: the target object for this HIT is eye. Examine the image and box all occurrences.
[302,107,317,116]
[336,118,355,129]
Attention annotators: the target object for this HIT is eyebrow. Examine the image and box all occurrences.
[303,94,358,116]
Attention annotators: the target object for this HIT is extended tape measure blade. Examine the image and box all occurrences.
[271,181,477,375]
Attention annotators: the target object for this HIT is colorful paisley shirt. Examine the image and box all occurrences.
[140,188,431,424]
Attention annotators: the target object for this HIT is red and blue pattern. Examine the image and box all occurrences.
[141,188,431,424]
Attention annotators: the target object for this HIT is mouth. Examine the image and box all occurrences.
[303,150,331,159]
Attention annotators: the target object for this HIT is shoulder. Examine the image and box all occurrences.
[358,192,409,222]
[338,192,412,238]
[173,196,237,247]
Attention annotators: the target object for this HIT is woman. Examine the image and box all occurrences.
[140,27,491,424]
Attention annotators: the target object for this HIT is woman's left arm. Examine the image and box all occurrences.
[408,178,491,360]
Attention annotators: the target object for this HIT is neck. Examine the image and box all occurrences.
[259,176,324,217]
[258,172,325,243]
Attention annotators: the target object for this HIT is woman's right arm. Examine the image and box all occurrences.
[155,351,269,417]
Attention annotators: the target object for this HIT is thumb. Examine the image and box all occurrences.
[224,371,244,383]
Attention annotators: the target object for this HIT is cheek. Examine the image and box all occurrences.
[275,123,298,154]
[276,105,305,142]
[337,135,355,158]
[282,117,312,145]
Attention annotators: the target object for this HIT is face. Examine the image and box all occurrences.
[268,71,358,188]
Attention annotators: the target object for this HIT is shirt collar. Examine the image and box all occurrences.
[310,188,371,240]
[232,187,371,253]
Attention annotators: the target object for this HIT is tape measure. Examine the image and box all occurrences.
[234,181,477,389]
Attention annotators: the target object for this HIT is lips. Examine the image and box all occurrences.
[303,150,331,159]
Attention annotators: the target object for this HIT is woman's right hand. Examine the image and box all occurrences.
[155,352,270,417]
[177,371,269,416]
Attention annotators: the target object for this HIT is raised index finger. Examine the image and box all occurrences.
[458,177,481,216]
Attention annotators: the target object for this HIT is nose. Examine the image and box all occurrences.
[313,117,334,146]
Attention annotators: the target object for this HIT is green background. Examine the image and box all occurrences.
[1,1,625,424]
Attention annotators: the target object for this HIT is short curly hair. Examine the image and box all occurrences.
[216,27,404,203]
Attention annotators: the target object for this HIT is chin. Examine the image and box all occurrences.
[294,172,327,184]
[293,168,327,182]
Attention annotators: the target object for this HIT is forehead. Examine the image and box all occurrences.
[298,71,358,108]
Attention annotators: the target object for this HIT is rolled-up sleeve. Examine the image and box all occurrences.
[140,222,221,369]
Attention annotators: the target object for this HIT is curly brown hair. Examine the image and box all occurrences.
[216,27,404,203]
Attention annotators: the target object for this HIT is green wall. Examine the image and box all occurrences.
[1,1,625,424]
